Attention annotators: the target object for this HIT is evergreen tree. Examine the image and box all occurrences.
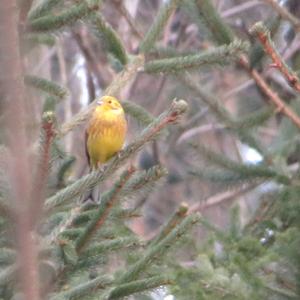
[0,0,300,299]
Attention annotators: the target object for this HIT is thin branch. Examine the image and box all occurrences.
[189,183,259,212]
[239,55,300,129]
[149,202,189,245]
[250,22,300,93]
[117,213,200,283]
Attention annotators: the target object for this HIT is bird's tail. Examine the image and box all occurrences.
[80,165,101,203]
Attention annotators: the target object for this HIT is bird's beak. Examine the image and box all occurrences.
[96,99,103,106]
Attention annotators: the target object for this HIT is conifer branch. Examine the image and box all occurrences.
[144,40,248,73]
[75,167,135,251]
[59,55,144,137]
[244,57,300,129]
[117,213,200,283]
[190,0,300,132]
[24,75,68,99]
[122,165,168,197]
[90,13,128,65]
[49,275,113,300]
[192,143,290,184]
[250,22,300,93]
[82,237,140,258]
[29,0,101,32]
[105,275,173,299]
[139,0,180,53]
[263,0,300,31]
[122,100,155,126]
[30,111,56,227]
[149,202,188,245]
[194,0,235,45]
[46,100,187,210]
[28,0,63,20]
[23,33,56,49]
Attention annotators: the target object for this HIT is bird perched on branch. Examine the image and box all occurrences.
[84,95,127,201]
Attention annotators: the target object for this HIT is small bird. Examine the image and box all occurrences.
[86,95,127,170]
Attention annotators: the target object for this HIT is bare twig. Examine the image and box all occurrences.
[250,22,300,93]
[239,55,300,129]
[190,183,259,213]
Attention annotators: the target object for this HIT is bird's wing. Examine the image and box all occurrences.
[85,129,91,169]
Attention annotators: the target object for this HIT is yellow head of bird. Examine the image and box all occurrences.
[96,96,124,113]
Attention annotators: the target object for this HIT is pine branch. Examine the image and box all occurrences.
[105,275,173,300]
[144,40,248,73]
[30,112,56,227]
[116,213,200,283]
[59,55,144,137]
[250,22,300,93]
[75,167,135,251]
[90,12,128,65]
[192,143,290,184]
[24,75,68,100]
[122,165,168,198]
[149,202,188,245]
[23,33,56,50]
[244,57,300,129]
[189,168,251,184]
[29,0,101,32]
[194,0,235,45]
[234,107,274,129]
[122,100,155,126]
[139,0,180,53]
[49,275,113,300]
[82,237,140,259]
[28,0,63,20]
[45,99,187,210]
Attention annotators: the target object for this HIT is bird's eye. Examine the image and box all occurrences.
[108,100,112,104]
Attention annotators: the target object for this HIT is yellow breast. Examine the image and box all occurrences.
[86,102,127,169]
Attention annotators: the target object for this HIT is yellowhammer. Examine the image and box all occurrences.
[86,95,127,170]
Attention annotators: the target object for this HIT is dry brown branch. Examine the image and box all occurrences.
[239,55,300,129]
[190,183,258,213]
[250,22,300,93]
